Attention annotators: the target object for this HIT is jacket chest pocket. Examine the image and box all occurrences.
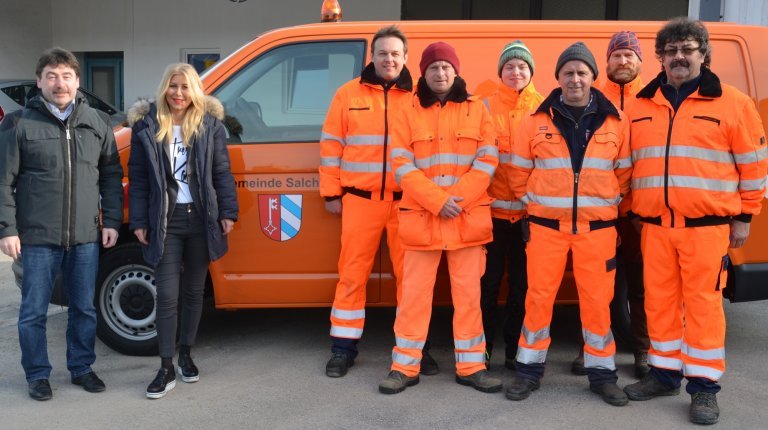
[589,132,620,160]
[410,130,436,165]
[496,132,511,154]
[347,101,377,131]
[530,132,566,160]
[23,128,61,170]
[74,126,103,167]
[455,128,483,155]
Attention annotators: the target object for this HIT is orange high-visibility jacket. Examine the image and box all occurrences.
[627,69,768,226]
[485,81,544,222]
[596,75,643,112]
[391,78,498,251]
[510,88,632,234]
[319,64,413,201]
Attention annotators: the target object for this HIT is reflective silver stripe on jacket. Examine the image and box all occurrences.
[533,157,614,171]
[415,153,476,169]
[516,345,547,364]
[633,145,734,164]
[739,177,767,191]
[392,351,420,366]
[472,160,496,177]
[499,153,512,164]
[526,193,621,208]
[321,132,346,146]
[521,325,550,345]
[682,343,725,360]
[734,146,768,164]
[614,156,632,169]
[584,352,616,370]
[395,164,419,184]
[683,363,723,380]
[396,337,426,350]
[491,200,525,211]
[431,175,460,187]
[320,156,341,167]
[454,334,485,350]
[454,352,485,363]
[511,154,534,169]
[331,307,365,320]
[651,339,682,352]
[391,148,415,162]
[341,160,390,173]
[648,354,683,370]
[330,326,363,339]
[346,134,387,146]
[477,144,499,159]
[633,176,738,192]
[583,328,614,351]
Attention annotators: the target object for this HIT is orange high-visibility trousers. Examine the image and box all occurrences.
[391,246,487,377]
[641,223,728,381]
[517,224,617,370]
[329,193,403,340]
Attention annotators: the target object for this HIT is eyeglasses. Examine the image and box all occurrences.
[663,45,701,57]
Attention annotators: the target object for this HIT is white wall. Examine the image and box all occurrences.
[723,0,768,25]
[0,0,53,78]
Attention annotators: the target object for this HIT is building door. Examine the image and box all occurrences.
[83,54,124,110]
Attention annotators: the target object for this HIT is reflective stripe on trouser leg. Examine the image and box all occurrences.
[383,202,405,305]
[391,250,441,377]
[447,246,487,376]
[677,225,729,381]
[329,195,391,340]
[572,227,618,371]
[517,224,569,365]
[641,224,685,372]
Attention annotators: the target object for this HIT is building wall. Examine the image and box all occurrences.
[0,0,53,78]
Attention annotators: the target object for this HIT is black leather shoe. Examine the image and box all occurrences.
[590,382,629,406]
[456,370,503,393]
[325,352,354,378]
[624,373,680,401]
[505,376,540,400]
[379,370,419,394]
[420,349,439,376]
[71,371,106,393]
[146,367,176,399]
[28,379,52,401]
[177,354,200,383]
[690,392,719,425]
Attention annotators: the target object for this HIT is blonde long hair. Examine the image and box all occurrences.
[155,63,206,146]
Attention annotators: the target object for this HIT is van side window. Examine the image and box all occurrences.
[213,41,365,144]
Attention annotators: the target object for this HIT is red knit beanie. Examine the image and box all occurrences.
[419,42,460,76]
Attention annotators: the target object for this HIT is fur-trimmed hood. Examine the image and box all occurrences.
[127,95,225,126]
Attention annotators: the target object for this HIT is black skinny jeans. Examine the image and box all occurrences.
[155,203,210,358]
[480,217,528,360]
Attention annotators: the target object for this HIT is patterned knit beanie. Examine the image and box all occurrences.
[607,30,643,61]
[497,40,535,77]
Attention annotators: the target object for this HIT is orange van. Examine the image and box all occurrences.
[85,19,768,355]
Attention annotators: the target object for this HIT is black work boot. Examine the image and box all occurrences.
[505,376,540,401]
[455,370,502,393]
[634,352,650,379]
[690,392,719,425]
[378,370,419,394]
[325,352,354,378]
[623,373,680,401]
[571,350,587,375]
[420,349,439,376]
[590,382,629,406]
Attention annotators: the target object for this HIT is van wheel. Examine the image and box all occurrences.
[95,243,158,356]
[610,268,632,349]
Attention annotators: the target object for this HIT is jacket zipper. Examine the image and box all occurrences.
[664,110,675,227]
[620,83,625,110]
[380,84,391,200]
[64,125,73,249]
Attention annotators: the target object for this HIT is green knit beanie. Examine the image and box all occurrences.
[497,40,535,77]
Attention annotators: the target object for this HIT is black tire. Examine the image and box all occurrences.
[610,266,632,350]
[95,243,159,356]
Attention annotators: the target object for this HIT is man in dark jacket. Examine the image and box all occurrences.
[0,48,124,401]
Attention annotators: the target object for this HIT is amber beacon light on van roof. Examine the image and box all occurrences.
[321,0,342,22]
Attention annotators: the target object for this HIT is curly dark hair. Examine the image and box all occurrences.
[35,47,80,78]
[371,25,408,55]
[655,17,711,67]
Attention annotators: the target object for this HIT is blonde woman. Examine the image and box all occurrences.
[127,63,238,399]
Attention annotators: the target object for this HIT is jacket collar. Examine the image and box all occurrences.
[602,75,644,97]
[27,91,87,120]
[637,67,722,99]
[416,76,468,108]
[359,62,414,92]
[496,81,538,106]
[535,87,619,119]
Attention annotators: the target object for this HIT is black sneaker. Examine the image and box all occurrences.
[623,373,680,401]
[28,379,52,401]
[420,349,439,376]
[505,375,540,401]
[690,392,719,425]
[590,382,629,406]
[146,367,176,399]
[455,370,503,393]
[325,352,354,378]
[177,354,200,383]
[378,370,419,395]
[71,371,106,393]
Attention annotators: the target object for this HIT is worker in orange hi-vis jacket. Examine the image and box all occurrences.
[319,25,439,379]
[378,42,501,395]
[504,42,632,407]
[479,40,543,371]
[622,18,768,426]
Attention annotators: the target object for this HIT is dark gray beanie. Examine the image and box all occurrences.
[497,40,535,77]
[555,42,598,79]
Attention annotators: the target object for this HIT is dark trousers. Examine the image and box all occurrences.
[155,203,210,358]
[617,217,650,354]
[480,217,528,360]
